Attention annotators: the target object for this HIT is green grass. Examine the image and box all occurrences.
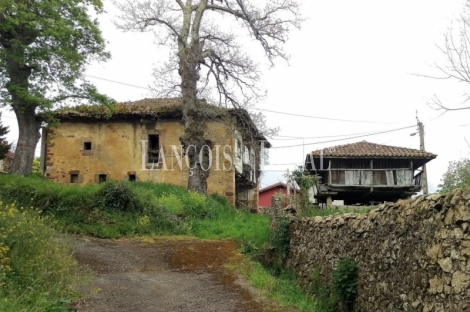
[191,196,271,248]
[0,175,324,311]
[0,175,271,249]
[230,259,321,312]
[0,201,85,312]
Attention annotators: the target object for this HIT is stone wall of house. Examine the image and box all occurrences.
[45,120,239,205]
[286,188,470,312]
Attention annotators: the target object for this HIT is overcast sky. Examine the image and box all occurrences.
[2,0,470,193]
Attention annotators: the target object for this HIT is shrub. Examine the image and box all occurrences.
[332,257,358,310]
[157,193,184,215]
[0,201,80,310]
[309,268,338,312]
[96,181,139,213]
[182,191,207,218]
[268,215,291,275]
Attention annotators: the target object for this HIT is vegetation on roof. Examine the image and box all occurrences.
[49,98,270,145]
[53,98,230,120]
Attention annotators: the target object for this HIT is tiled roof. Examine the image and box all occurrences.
[55,98,193,118]
[310,141,437,159]
[259,182,300,193]
[51,98,271,146]
[54,98,248,120]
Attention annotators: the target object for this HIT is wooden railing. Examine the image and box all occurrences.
[413,171,422,186]
[326,168,416,186]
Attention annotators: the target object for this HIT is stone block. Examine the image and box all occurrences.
[451,271,470,293]
[428,276,444,294]
[438,257,453,273]
[427,244,443,264]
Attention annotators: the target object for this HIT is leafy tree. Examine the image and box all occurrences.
[0,0,112,176]
[292,166,315,209]
[113,0,302,193]
[438,158,470,193]
[0,113,11,159]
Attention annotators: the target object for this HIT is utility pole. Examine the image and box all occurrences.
[417,113,428,195]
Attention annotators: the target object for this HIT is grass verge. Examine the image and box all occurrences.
[0,175,334,311]
[227,255,317,311]
[0,201,86,312]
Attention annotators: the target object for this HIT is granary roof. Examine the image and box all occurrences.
[310,141,437,159]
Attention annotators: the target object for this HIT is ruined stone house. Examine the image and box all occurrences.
[40,98,270,208]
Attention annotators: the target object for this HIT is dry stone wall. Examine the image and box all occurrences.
[286,188,470,312]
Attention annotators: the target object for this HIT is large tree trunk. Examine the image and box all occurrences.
[5,51,40,176]
[179,47,212,194]
[9,106,41,176]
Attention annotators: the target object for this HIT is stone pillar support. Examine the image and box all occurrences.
[326,196,333,208]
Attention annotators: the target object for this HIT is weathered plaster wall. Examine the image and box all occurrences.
[287,188,470,312]
[46,119,238,204]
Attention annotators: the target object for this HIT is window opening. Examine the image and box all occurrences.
[148,135,159,163]
[84,142,92,150]
[243,146,250,164]
[98,174,107,183]
[70,174,79,183]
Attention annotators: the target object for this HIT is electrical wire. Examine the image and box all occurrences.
[82,75,408,126]
[84,74,152,91]
[269,129,398,140]
[263,163,303,166]
[251,107,407,125]
[270,125,415,149]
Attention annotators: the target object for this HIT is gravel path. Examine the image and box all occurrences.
[71,236,294,312]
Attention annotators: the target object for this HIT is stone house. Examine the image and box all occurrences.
[40,98,270,208]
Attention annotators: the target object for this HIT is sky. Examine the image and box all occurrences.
[2,0,470,193]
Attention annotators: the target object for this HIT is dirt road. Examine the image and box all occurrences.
[72,236,294,312]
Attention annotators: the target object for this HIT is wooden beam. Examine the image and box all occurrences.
[329,184,420,188]
[309,156,435,160]
[328,160,332,184]
[328,168,412,171]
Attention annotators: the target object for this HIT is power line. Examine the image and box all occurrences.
[270,125,415,149]
[263,162,302,166]
[252,108,407,125]
[80,74,405,126]
[260,170,293,172]
[269,129,396,140]
[84,74,152,91]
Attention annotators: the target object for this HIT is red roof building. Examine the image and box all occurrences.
[259,182,298,207]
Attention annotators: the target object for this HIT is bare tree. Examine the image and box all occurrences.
[113,0,302,193]
[424,13,470,113]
